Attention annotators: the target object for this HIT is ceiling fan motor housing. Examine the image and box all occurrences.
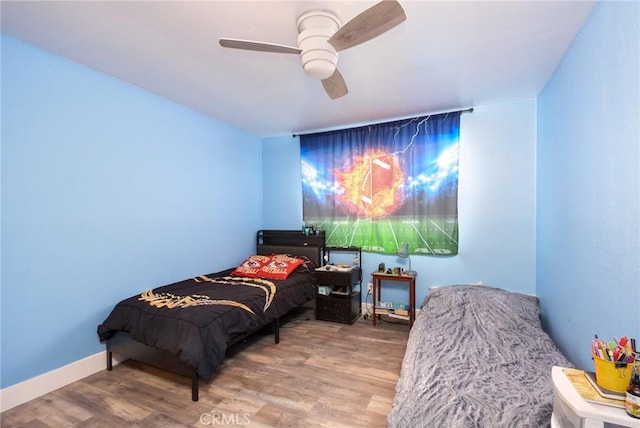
[297,10,341,80]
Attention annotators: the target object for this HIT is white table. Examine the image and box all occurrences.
[551,366,640,427]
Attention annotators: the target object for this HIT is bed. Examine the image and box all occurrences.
[97,230,324,401]
[387,285,573,427]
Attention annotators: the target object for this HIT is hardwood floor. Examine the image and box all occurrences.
[1,302,409,427]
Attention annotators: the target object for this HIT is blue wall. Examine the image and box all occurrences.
[263,100,538,306]
[537,1,640,370]
[1,35,262,388]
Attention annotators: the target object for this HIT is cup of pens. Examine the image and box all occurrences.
[591,335,637,393]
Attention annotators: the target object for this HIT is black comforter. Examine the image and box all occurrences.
[97,266,316,380]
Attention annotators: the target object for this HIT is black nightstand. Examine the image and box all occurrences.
[315,247,361,324]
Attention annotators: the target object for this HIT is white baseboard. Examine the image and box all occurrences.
[0,351,124,412]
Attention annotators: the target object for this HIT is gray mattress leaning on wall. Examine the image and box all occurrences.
[387,285,573,428]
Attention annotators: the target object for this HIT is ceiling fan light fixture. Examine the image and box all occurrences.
[302,57,337,80]
[297,28,338,80]
[218,1,407,99]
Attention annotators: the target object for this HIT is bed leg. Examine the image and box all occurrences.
[274,318,280,344]
[106,350,113,371]
[192,372,199,402]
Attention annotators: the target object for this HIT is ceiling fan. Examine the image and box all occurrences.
[219,0,406,100]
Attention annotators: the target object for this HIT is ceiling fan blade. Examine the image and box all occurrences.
[322,69,348,99]
[219,38,301,54]
[328,0,406,52]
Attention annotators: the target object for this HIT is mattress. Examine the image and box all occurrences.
[388,285,573,427]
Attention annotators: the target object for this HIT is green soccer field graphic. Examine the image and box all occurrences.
[303,216,458,255]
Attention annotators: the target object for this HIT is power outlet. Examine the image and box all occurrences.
[366,282,373,294]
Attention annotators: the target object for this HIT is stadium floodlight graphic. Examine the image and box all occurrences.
[301,114,460,256]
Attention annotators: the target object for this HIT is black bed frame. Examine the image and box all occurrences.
[105,230,325,401]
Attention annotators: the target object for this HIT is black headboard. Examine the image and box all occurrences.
[256,230,325,268]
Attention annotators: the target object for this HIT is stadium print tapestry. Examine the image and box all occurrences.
[300,112,460,256]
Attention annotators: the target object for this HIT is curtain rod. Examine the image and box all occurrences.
[292,107,474,138]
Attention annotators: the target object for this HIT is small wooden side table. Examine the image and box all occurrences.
[371,272,416,328]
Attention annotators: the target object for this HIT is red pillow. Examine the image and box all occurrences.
[257,254,305,280]
[231,255,272,277]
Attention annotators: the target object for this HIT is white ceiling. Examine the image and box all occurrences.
[1,0,595,138]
